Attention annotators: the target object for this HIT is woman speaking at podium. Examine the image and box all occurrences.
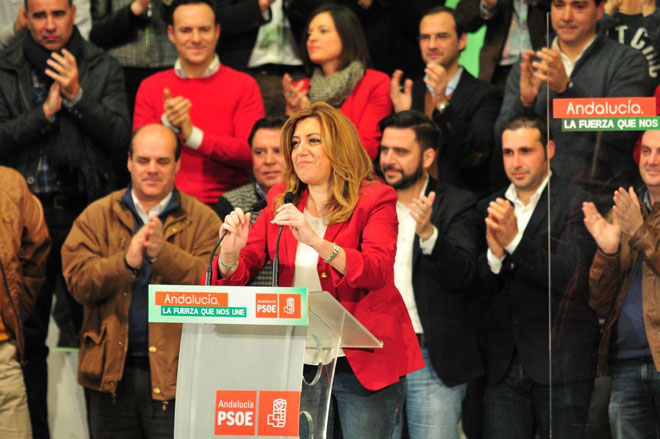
[211,102,423,438]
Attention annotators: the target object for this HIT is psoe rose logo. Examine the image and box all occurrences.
[258,391,300,437]
[267,398,287,428]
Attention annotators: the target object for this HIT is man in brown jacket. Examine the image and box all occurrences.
[0,166,50,439]
[584,129,660,439]
[61,124,221,439]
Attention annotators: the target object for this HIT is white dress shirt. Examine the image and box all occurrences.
[394,177,438,334]
[487,173,550,274]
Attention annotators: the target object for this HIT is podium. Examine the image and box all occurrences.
[148,285,382,438]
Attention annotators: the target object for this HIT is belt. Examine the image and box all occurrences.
[37,193,81,210]
[249,63,304,76]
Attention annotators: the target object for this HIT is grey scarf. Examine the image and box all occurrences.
[308,61,365,108]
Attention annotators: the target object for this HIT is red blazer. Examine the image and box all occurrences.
[212,182,423,390]
[297,69,392,161]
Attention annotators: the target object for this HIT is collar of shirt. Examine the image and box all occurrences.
[644,188,652,210]
[504,171,552,210]
[255,182,268,202]
[174,54,221,79]
[552,35,596,77]
[131,190,175,225]
[426,66,464,97]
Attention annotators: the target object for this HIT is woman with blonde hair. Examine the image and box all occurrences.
[211,102,423,438]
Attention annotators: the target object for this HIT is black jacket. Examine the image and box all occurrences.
[216,0,316,71]
[477,174,600,385]
[412,177,483,387]
[412,69,502,198]
[0,34,130,202]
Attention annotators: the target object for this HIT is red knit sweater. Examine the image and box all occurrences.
[134,66,265,205]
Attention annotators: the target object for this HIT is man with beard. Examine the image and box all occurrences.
[390,6,501,197]
[378,110,483,439]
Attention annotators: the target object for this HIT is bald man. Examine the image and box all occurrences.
[62,124,221,438]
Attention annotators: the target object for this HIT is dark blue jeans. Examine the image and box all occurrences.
[609,358,660,439]
[329,357,406,439]
[484,355,593,439]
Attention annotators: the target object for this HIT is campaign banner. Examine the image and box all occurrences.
[148,285,307,326]
[553,97,656,119]
[554,97,659,132]
[214,389,300,437]
[561,117,660,132]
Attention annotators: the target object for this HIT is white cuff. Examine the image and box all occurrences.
[184,126,204,149]
[161,113,181,133]
[504,233,523,255]
[487,248,504,274]
[419,226,438,255]
[63,87,83,108]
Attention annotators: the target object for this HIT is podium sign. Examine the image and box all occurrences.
[149,286,381,439]
[148,285,308,326]
[149,285,307,438]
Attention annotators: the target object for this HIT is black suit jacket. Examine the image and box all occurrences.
[477,174,600,385]
[412,69,502,198]
[216,0,316,70]
[411,177,483,387]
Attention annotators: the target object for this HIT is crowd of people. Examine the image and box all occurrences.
[1,0,660,438]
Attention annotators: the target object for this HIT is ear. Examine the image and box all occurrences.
[167,25,175,44]
[127,153,133,174]
[595,1,604,21]
[547,140,556,161]
[174,158,181,175]
[458,32,467,52]
[422,147,436,171]
[216,23,221,39]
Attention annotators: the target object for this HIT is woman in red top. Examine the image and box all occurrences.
[282,4,392,161]
[212,102,422,438]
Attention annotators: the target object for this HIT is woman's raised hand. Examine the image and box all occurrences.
[272,203,321,248]
[219,208,252,259]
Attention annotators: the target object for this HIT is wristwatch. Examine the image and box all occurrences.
[436,100,450,114]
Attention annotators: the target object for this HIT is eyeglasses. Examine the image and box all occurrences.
[418,33,452,43]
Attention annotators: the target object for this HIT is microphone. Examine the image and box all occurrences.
[272,192,294,287]
[205,199,267,286]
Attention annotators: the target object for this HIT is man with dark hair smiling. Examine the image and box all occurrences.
[62,124,220,439]
[134,0,265,206]
[379,110,482,439]
[390,6,501,197]
[479,114,599,439]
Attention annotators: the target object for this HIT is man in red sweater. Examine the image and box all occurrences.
[134,0,265,206]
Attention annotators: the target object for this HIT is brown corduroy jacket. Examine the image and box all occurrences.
[589,201,660,376]
[0,166,50,358]
[62,188,220,400]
